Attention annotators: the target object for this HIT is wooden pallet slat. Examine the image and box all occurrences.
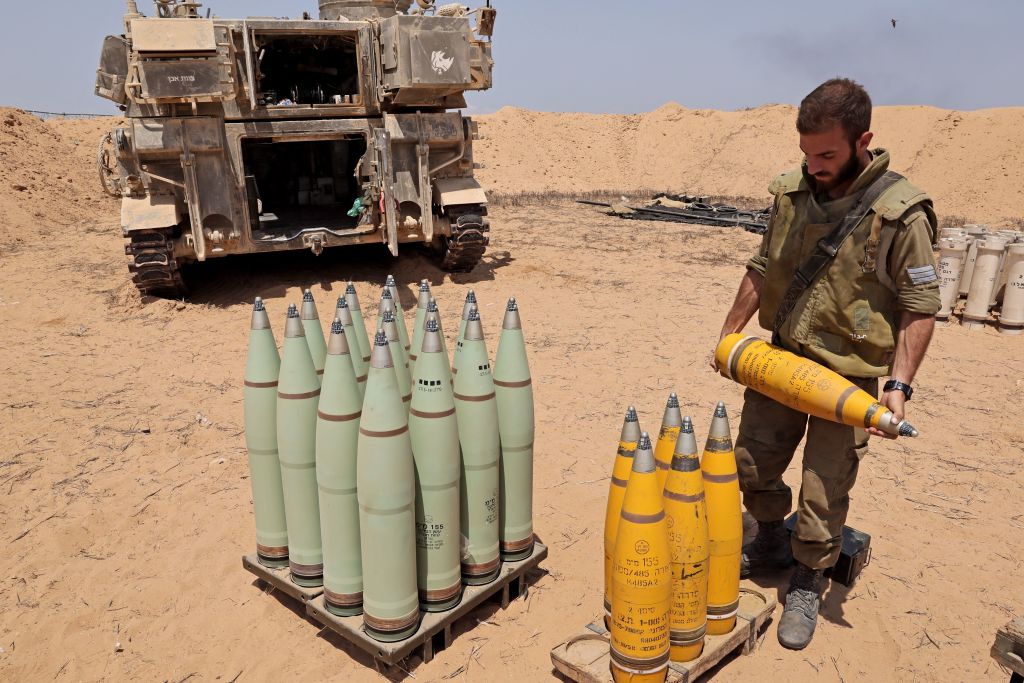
[550,585,776,683]
[306,542,548,666]
[991,617,1024,682]
[241,554,324,603]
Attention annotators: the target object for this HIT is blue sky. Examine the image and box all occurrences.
[2,0,1021,115]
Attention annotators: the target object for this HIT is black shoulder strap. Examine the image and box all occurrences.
[771,170,904,345]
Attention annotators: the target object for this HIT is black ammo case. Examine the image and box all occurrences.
[784,513,872,587]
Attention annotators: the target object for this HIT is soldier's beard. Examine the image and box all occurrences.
[814,143,862,192]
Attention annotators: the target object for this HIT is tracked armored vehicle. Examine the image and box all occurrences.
[95,0,496,296]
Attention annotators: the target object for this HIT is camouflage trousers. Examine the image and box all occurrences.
[734,377,877,570]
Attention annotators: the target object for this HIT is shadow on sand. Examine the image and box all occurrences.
[176,243,514,308]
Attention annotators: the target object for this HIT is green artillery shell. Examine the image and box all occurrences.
[382,310,413,407]
[301,289,326,381]
[385,274,412,353]
[452,290,477,376]
[493,298,536,561]
[335,296,367,398]
[453,306,501,585]
[408,280,431,377]
[316,320,364,616]
[426,299,451,375]
[409,319,463,612]
[277,304,324,587]
[244,298,289,568]
[357,332,420,642]
[345,281,371,369]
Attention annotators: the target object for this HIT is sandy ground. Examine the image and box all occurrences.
[0,107,1022,682]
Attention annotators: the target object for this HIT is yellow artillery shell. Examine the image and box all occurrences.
[653,392,682,492]
[715,334,919,437]
[701,402,741,636]
[604,406,640,629]
[663,416,708,662]
[609,433,671,683]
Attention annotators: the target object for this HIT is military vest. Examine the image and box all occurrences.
[758,163,936,378]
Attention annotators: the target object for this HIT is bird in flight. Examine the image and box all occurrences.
[891,18,898,28]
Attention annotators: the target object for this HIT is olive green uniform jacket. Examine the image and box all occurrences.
[747,149,941,378]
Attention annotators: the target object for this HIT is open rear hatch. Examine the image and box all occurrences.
[243,135,369,241]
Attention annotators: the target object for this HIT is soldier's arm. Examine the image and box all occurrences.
[717,192,776,341]
[866,210,939,438]
[711,219,770,370]
[719,270,764,340]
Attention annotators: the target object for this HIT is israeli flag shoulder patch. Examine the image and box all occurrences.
[907,264,937,285]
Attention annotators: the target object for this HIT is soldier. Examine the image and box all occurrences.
[713,78,939,650]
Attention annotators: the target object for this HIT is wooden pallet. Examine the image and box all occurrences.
[991,617,1024,683]
[550,585,776,683]
[306,542,548,665]
[242,554,324,603]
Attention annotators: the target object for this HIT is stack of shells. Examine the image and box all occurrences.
[243,278,536,643]
[936,224,1024,334]
[602,398,742,682]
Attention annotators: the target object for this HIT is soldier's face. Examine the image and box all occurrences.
[800,125,873,191]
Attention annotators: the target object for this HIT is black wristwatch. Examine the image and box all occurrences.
[883,380,913,401]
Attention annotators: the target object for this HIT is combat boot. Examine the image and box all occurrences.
[740,519,793,578]
[777,563,824,650]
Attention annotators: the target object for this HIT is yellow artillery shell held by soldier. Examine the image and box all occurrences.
[604,406,641,629]
[610,433,672,683]
[715,334,919,437]
[701,402,741,636]
[653,393,682,492]
[662,416,708,663]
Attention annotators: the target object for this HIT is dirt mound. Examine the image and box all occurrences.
[0,109,120,250]
[476,103,1024,224]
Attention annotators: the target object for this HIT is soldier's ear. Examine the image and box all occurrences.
[856,131,874,153]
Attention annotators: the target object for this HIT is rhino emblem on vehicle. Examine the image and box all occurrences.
[431,50,455,75]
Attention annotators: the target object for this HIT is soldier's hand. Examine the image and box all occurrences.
[866,389,905,439]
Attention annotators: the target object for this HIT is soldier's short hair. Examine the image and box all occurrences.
[797,78,872,142]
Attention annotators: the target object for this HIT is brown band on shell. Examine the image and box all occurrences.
[419,582,463,603]
[359,424,409,438]
[620,509,665,523]
[277,388,322,400]
[363,609,420,633]
[493,378,532,388]
[461,557,501,576]
[324,588,363,608]
[289,560,323,578]
[664,490,705,503]
[500,535,535,553]
[707,598,740,616]
[256,543,289,559]
[409,407,456,419]
[453,391,496,402]
[317,409,362,422]
[834,385,858,423]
